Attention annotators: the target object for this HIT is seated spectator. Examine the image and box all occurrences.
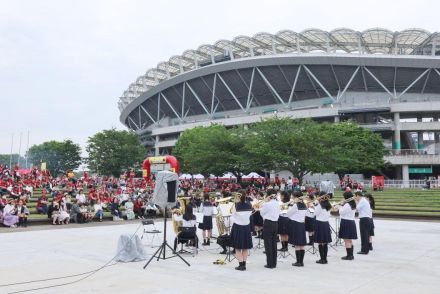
[76,189,86,205]
[79,204,93,222]
[16,199,29,227]
[94,199,104,222]
[49,201,60,225]
[70,200,82,223]
[37,194,49,214]
[58,199,70,224]
[110,198,122,221]
[133,197,146,219]
[3,199,19,227]
[124,198,135,220]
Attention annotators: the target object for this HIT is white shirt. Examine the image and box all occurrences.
[260,199,280,221]
[232,210,252,226]
[339,203,356,220]
[314,202,330,222]
[320,180,336,194]
[94,203,103,212]
[356,197,372,218]
[174,215,197,227]
[76,194,86,203]
[286,204,306,223]
[4,204,15,215]
[200,202,215,216]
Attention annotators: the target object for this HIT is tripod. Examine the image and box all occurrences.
[143,207,190,268]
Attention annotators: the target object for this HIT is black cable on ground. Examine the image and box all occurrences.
[4,223,144,293]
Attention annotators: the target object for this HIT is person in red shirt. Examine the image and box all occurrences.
[133,198,145,219]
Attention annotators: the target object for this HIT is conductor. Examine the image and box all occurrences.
[260,189,280,269]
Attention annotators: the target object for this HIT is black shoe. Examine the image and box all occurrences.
[202,240,207,246]
[357,251,368,255]
[264,265,274,269]
[369,243,373,251]
[316,259,327,264]
[235,262,245,271]
[207,239,210,246]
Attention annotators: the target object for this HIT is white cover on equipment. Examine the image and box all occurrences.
[115,234,146,262]
[153,171,179,208]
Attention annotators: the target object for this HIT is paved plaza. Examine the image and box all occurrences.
[1,218,439,294]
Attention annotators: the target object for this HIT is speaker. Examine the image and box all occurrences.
[166,180,177,203]
[152,171,179,208]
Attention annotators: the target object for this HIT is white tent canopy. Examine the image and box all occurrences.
[193,174,205,179]
[179,173,192,180]
[243,172,264,179]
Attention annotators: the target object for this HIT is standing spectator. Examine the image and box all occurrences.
[124,199,135,220]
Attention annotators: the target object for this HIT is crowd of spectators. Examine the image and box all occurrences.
[0,165,160,228]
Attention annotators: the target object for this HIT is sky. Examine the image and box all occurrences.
[0,0,438,156]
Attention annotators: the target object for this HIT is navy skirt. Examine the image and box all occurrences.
[305,216,315,232]
[253,211,263,226]
[314,220,332,243]
[369,218,375,236]
[338,219,358,240]
[289,220,307,246]
[278,216,290,235]
[231,223,253,249]
[198,216,213,230]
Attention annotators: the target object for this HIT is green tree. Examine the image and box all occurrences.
[0,154,26,167]
[86,129,146,176]
[245,117,328,182]
[326,121,387,178]
[27,140,82,174]
[172,124,251,180]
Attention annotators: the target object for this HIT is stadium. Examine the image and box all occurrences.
[118,28,440,182]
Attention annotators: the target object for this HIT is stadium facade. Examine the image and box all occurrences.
[118,28,440,182]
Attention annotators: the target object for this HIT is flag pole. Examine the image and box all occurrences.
[9,134,14,168]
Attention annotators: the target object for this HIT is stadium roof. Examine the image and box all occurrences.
[118,28,440,111]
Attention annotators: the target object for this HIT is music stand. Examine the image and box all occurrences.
[221,215,236,263]
[143,207,190,268]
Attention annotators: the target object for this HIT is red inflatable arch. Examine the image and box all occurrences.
[142,155,179,182]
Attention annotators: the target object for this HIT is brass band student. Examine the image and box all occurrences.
[313,192,332,264]
[230,191,253,271]
[356,191,372,255]
[336,191,358,260]
[260,189,280,269]
[198,193,215,246]
[286,191,307,267]
[278,191,290,252]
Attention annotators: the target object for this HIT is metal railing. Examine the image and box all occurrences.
[363,179,439,189]
[386,149,439,156]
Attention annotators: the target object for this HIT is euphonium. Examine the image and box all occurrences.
[177,196,191,215]
[216,211,228,236]
[171,208,183,234]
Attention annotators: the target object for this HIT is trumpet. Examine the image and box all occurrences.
[215,196,233,203]
[316,194,330,202]
[332,196,356,208]
[252,194,276,212]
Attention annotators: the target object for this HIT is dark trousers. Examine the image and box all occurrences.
[263,220,278,267]
[359,217,371,253]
